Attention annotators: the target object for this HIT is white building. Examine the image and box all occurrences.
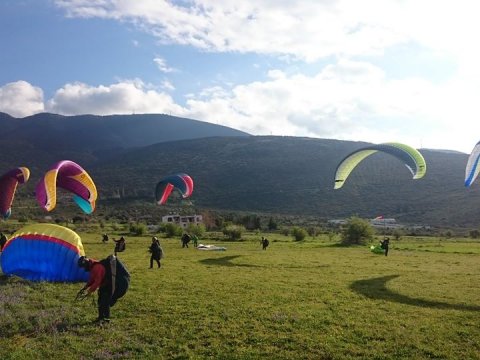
[370,218,402,229]
[161,214,203,228]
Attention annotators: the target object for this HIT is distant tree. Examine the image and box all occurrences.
[223,224,245,241]
[215,216,225,230]
[307,226,321,238]
[72,215,85,224]
[393,229,404,241]
[469,229,480,239]
[341,217,374,245]
[327,231,337,242]
[129,222,147,236]
[18,216,29,223]
[186,223,206,238]
[241,214,261,230]
[201,210,217,230]
[164,223,183,237]
[268,217,278,231]
[291,226,307,241]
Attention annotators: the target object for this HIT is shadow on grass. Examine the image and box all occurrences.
[350,275,480,311]
[199,255,260,267]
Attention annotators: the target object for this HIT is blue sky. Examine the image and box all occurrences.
[0,0,478,153]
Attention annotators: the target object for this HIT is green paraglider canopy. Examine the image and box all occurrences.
[370,245,385,255]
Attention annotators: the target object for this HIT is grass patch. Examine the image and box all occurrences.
[1,232,479,359]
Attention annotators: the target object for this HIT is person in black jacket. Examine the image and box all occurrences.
[261,237,270,250]
[149,237,164,268]
[381,237,390,256]
[181,233,191,248]
[113,236,126,256]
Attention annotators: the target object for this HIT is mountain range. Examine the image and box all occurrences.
[1,112,478,229]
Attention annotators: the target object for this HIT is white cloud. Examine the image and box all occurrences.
[0,81,44,117]
[153,56,176,73]
[161,80,175,91]
[181,59,474,152]
[3,52,480,153]
[54,0,403,61]
[46,80,184,115]
[53,0,480,64]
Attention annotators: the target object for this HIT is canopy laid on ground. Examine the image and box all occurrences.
[197,244,227,251]
[370,245,385,255]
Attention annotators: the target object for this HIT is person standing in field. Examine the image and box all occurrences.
[181,233,191,248]
[191,234,198,247]
[113,236,126,256]
[262,237,269,250]
[149,237,164,268]
[381,237,390,256]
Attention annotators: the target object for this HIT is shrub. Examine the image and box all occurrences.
[186,224,206,238]
[268,217,278,230]
[341,217,374,245]
[307,226,321,238]
[291,226,307,241]
[164,223,183,237]
[223,224,245,241]
[129,223,147,236]
[327,231,337,242]
[393,229,404,241]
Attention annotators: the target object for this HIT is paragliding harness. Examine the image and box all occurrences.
[114,238,126,253]
[100,255,130,306]
[380,238,389,250]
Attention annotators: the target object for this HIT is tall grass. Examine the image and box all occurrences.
[1,232,479,359]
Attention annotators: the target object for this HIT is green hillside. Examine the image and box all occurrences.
[90,136,477,228]
[0,112,478,228]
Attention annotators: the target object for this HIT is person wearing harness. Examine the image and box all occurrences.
[77,255,130,323]
[77,256,111,323]
[149,237,164,268]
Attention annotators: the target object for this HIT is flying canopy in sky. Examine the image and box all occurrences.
[155,173,194,205]
[0,167,30,219]
[465,141,480,187]
[0,223,89,282]
[334,142,427,189]
[36,160,97,214]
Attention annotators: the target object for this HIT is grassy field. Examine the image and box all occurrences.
[1,228,479,359]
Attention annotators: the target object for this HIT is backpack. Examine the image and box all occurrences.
[100,255,130,306]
